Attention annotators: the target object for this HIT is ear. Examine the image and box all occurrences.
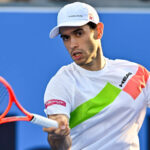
[96,22,104,39]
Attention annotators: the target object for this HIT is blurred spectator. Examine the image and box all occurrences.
[14,0,30,1]
[48,0,74,2]
[0,0,30,2]
[140,0,150,1]
[0,0,13,2]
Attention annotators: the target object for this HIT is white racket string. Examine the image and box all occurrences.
[0,82,9,114]
[0,82,9,104]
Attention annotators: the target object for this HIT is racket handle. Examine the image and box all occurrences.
[31,113,58,128]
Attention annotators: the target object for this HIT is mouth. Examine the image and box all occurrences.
[72,51,82,60]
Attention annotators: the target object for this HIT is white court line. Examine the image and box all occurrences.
[0,7,150,14]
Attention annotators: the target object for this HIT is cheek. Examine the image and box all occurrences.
[85,37,96,53]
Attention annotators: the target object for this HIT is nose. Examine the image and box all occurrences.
[70,37,78,50]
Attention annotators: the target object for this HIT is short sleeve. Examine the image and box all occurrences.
[146,77,150,108]
[44,74,72,118]
[142,66,150,107]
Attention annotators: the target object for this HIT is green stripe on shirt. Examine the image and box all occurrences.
[69,83,121,129]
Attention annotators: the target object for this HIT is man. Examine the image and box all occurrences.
[43,2,150,150]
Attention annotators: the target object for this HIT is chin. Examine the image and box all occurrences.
[75,61,85,66]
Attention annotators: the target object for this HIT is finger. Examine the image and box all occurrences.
[54,128,63,135]
[54,126,70,136]
[59,125,70,136]
[63,127,70,136]
[43,127,57,133]
[54,121,66,134]
[59,119,68,129]
[57,120,70,135]
[54,128,66,136]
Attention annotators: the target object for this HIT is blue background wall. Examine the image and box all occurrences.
[0,8,150,150]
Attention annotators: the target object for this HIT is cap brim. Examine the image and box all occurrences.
[49,20,90,38]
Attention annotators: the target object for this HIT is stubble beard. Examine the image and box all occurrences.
[75,49,96,68]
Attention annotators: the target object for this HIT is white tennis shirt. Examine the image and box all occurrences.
[44,58,150,150]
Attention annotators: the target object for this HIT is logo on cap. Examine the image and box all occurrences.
[89,13,94,21]
[68,15,83,18]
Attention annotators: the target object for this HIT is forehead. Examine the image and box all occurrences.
[59,24,89,35]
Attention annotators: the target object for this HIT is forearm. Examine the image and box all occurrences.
[48,134,72,150]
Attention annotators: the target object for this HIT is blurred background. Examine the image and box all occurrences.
[0,0,150,150]
[0,0,150,7]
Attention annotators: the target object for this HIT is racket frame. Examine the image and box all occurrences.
[0,77,58,128]
[0,76,33,124]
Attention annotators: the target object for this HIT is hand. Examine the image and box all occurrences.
[43,114,72,150]
[43,114,70,139]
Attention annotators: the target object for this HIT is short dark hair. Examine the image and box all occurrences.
[87,22,97,29]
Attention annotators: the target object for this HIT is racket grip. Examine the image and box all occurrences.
[31,113,58,128]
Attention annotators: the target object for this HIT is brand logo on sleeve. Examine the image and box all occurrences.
[119,72,132,87]
[45,99,66,108]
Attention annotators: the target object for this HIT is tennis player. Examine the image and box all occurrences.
[43,2,150,150]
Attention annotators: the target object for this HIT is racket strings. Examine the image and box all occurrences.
[0,83,9,101]
[0,82,9,113]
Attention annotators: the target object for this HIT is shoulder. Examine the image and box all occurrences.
[108,58,138,67]
[44,63,75,98]
[107,58,141,72]
[53,62,76,80]
[56,63,76,76]
[107,58,149,76]
[48,62,76,85]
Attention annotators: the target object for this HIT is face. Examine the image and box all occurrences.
[59,24,101,70]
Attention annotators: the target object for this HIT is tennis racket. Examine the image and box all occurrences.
[0,76,58,128]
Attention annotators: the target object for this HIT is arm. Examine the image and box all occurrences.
[43,114,72,150]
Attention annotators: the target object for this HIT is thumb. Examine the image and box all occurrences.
[60,125,66,130]
[59,121,67,130]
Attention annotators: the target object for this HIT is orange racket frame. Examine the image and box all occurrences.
[0,76,58,128]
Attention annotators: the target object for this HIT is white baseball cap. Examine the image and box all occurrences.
[50,2,100,38]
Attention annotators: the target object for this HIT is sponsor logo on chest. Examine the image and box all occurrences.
[119,72,132,87]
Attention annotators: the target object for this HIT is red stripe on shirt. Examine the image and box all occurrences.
[45,99,66,108]
[123,65,149,100]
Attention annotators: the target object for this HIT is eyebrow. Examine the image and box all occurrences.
[60,27,83,37]
[72,28,83,33]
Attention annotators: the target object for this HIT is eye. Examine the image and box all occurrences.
[61,35,70,41]
[75,30,83,37]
